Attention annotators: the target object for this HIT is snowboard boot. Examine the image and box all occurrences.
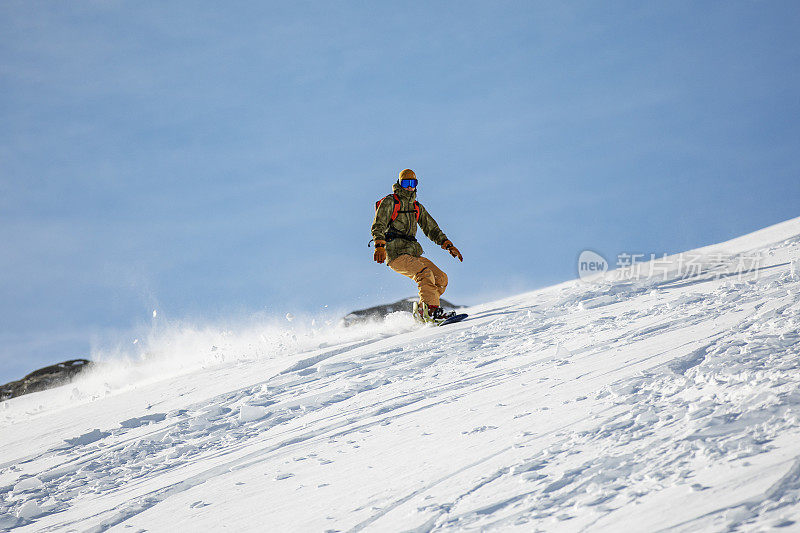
[412,301,435,323]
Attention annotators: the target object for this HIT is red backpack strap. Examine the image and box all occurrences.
[413,201,420,221]
[390,194,401,221]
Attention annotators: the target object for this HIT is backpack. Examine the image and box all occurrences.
[375,194,420,222]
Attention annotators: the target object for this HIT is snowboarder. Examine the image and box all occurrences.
[371,169,463,323]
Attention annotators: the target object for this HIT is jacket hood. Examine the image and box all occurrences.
[392,181,417,200]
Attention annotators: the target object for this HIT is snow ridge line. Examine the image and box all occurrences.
[764,457,800,503]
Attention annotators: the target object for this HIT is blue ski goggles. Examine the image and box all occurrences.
[400,178,418,188]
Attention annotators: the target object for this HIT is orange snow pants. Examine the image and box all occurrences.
[388,254,448,307]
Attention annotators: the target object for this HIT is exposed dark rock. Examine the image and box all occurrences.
[342,296,464,326]
[1,359,93,401]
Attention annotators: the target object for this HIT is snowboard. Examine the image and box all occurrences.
[437,313,469,326]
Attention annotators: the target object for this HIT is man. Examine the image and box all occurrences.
[371,169,463,323]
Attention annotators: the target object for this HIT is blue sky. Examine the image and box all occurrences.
[2,1,799,383]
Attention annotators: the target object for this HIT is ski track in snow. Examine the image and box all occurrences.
[1,220,800,531]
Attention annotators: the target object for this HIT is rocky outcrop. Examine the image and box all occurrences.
[342,297,463,326]
[0,359,93,401]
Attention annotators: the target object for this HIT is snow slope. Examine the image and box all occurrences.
[2,217,800,532]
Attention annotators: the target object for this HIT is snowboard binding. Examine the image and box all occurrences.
[412,301,457,325]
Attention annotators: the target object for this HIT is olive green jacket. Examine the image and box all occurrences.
[371,182,449,263]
